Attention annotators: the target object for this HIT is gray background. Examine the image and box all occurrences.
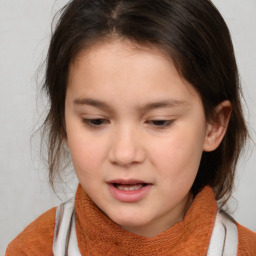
[0,0,255,254]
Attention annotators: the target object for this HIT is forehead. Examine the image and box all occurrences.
[73,38,169,64]
[67,39,201,106]
[71,39,171,75]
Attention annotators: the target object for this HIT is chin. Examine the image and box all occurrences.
[107,210,151,229]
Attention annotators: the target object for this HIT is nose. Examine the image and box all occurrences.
[109,126,146,166]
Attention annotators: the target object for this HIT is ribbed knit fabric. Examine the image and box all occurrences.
[6,207,56,255]
[75,185,216,255]
[237,223,256,256]
[6,185,256,255]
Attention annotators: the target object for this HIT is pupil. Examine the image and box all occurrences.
[92,119,103,125]
[153,120,165,125]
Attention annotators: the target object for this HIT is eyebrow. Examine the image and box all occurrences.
[73,98,189,112]
[139,99,190,112]
[73,98,114,113]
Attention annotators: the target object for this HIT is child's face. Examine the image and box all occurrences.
[65,40,211,237]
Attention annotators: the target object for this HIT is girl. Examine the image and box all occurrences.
[6,0,256,255]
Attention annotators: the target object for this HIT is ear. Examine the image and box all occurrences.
[203,100,232,152]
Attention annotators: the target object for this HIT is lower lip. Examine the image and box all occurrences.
[108,184,152,203]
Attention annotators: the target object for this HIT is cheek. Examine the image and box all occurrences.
[67,128,108,177]
[74,141,102,162]
[69,141,106,188]
[150,127,205,182]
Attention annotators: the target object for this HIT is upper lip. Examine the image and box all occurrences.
[107,179,151,185]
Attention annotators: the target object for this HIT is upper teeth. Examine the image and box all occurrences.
[116,184,144,191]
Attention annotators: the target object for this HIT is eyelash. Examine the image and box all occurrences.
[147,120,174,129]
[82,118,174,130]
[82,118,110,129]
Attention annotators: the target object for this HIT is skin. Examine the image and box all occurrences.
[65,39,231,237]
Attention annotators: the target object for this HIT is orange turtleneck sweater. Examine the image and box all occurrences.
[6,185,256,255]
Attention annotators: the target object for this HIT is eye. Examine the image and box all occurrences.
[82,118,110,128]
[147,120,174,129]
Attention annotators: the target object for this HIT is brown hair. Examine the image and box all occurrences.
[43,0,248,205]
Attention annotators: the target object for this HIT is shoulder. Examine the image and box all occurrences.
[236,222,256,255]
[6,207,56,256]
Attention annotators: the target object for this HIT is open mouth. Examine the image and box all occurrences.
[108,180,152,202]
[113,183,147,191]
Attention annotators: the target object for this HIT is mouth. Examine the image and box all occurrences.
[108,179,150,190]
[107,179,152,202]
[113,183,147,191]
